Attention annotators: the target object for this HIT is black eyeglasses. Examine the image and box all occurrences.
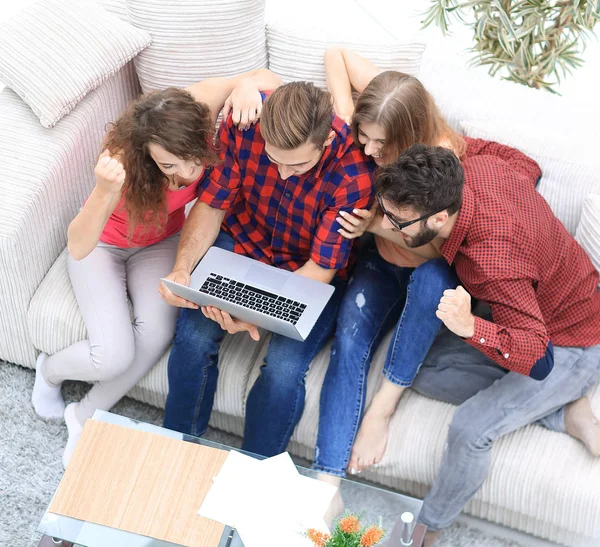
[376,193,449,231]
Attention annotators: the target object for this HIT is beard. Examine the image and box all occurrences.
[404,224,438,248]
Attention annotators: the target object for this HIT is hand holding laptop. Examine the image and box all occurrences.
[202,306,261,341]
[159,269,199,310]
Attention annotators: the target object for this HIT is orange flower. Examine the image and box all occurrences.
[360,525,385,546]
[338,515,361,534]
[306,528,330,547]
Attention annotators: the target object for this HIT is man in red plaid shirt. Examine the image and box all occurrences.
[372,142,600,546]
[160,82,375,455]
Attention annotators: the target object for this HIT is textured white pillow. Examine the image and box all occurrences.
[460,120,600,236]
[266,22,426,88]
[576,194,600,277]
[127,0,268,93]
[0,0,151,128]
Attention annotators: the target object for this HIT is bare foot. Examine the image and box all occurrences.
[565,396,600,457]
[424,530,442,547]
[347,409,392,474]
[317,473,344,529]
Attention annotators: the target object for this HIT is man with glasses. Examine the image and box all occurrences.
[159,81,375,456]
[370,142,600,547]
[313,151,460,483]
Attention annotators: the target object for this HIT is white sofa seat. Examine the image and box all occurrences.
[28,249,600,546]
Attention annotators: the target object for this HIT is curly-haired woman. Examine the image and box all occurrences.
[31,69,281,467]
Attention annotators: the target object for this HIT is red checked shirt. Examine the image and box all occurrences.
[198,111,375,276]
[441,138,600,378]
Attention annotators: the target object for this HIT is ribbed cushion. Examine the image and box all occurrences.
[266,23,425,89]
[460,120,600,235]
[576,194,600,279]
[95,0,128,22]
[127,0,268,93]
[0,63,140,368]
[0,0,150,128]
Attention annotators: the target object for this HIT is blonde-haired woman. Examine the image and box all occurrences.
[313,49,463,483]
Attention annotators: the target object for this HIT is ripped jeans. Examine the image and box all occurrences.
[313,238,458,476]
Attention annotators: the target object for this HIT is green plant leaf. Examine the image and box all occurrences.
[429,0,599,93]
[492,0,519,40]
[475,13,489,39]
[497,26,516,55]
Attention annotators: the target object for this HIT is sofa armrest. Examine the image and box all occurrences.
[0,62,140,367]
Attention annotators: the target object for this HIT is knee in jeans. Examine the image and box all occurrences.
[261,357,307,390]
[174,309,214,346]
[447,405,492,451]
[410,260,457,298]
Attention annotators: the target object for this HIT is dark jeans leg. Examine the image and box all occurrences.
[312,242,407,476]
[384,258,459,386]
[163,231,236,435]
[242,278,346,457]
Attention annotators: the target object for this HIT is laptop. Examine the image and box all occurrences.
[161,247,335,341]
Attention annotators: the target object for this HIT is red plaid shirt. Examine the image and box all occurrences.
[198,110,375,275]
[442,138,600,379]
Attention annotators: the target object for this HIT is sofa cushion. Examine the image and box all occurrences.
[95,0,129,22]
[576,194,600,280]
[460,120,600,235]
[0,0,151,128]
[127,0,268,93]
[266,20,425,89]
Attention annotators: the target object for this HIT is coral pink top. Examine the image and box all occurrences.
[99,173,203,248]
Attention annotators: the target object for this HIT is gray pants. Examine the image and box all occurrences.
[43,234,180,424]
[412,326,600,531]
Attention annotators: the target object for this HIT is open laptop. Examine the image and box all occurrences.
[161,247,335,341]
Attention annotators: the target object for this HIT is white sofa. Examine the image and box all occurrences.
[1,1,599,545]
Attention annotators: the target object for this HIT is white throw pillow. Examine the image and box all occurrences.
[0,0,151,128]
[127,0,268,93]
[460,120,600,236]
[266,21,426,88]
[576,194,600,278]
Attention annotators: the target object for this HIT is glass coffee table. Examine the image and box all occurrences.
[38,410,423,547]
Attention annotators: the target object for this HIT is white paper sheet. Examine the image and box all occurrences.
[198,451,337,547]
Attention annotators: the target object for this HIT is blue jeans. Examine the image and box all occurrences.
[412,326,600,531]
[313,238,459,476]
[164,231,345,456]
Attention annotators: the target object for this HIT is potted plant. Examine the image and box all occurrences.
[306,512,386,547]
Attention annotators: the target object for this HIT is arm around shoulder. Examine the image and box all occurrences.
[186,68,282,126]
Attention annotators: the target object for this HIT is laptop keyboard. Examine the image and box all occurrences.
[199,273,307,325]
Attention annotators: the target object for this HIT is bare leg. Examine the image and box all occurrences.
[565,396,600,456]
[347,380,406,473]
[317,473,344,529]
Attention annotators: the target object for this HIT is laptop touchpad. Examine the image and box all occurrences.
[244,265,288,290]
